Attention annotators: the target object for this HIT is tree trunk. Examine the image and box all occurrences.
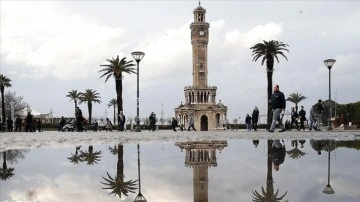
[1,85,5,123]
[88,102,92,124]
[115,78,123,124]
[266,59,274,130]
[113,106,116,125]
[266,140,274,200]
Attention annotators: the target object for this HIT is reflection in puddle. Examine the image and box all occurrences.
[1,139,360,202]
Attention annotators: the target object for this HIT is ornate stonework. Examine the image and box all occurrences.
[174,4,228,131]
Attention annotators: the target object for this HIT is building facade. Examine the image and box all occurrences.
[174,4,228,131]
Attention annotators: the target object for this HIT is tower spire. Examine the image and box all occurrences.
[199,0,201,6]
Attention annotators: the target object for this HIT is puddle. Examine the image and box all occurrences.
[1,139,359,202]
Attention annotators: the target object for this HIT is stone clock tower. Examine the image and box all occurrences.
[175,3,227,131]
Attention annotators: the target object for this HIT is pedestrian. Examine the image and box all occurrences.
[245,114,252,131]
[37,119,42,132]
[75,107,84,132]
[93,121,98,132]
[171,117,178,132]
[188,114,196,131]
[118,111,126,131]
[268,84,286,132]
[15,115,22,132]
[6,117,13,132]
[26,111,34,132]
[298,106,306,131]
[105,118,113,132]
[149,112,156,131]
[290,107,299,130]
[311,99,324,131]
[59,116,66,132]
[252,106,259,131]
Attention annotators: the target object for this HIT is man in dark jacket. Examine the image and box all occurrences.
[298,106,306,131]
[312,99,324,131]
[290,107,299,130]
[269,84,286,132]
[15,115,22,132]
[252,106,259,131]
[271,141,286,171]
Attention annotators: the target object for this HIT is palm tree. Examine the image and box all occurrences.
[101,144,138,198]
[108,98,117,125]
[79,145,102,165]
[0,74,12,124]
[99,56,136,121]
[286,92,307,112]
[79,89,101,124]
[66,90,81,115]
[250,40,289,129]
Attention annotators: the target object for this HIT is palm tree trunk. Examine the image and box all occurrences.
[115,78,123,124]
[266,59,274,130]
[1,85,5,123]
[88,102,92,124]
[113,106,116,125]
[74,100,78,116]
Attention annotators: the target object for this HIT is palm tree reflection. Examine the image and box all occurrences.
[79,145,102,165]
[0,149,28,181]
[252,140,288,202]
[286,140,306,159]
[0,151,15,180]
[67,146,82,164]
[101,143,138,198]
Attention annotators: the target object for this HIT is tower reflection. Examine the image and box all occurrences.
[176,140,228,202]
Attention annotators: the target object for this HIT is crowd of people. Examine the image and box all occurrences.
[243,84,326,132]
[0,111,42,132]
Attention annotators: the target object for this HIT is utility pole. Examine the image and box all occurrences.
[161,103,164,125]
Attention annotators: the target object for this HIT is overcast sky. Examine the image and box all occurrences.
[1,0,359,122]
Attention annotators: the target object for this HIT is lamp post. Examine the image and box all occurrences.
[323,140,335,194]
[134,144,147,202]
[131,51,145,132]
[324,59,336,131]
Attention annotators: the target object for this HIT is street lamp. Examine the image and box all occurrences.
[134,144,147,202]
[323,140,335,194]
[131,51,145,132]
[324,59,336,131]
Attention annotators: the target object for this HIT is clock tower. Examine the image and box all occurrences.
[190,5,209,87]
[175,3,228,131]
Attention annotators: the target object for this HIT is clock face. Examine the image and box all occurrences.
[199,31,205,36]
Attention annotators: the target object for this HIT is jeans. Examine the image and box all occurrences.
[314,114,322,129]
[246,123,251,131]
[270,108,285,131]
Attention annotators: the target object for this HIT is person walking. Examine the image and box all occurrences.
[58,116,66,132]
[75,107,84,132]
[149,112,156,131]
[15,115,22,132]
[245,114,252,131]
[252,106,259,131]
[290,107,299,130]
[312,99,324,131]
[188,114,196,131]
[26,111,34,132]
[171,117,178,132]
[268,84,286,132]
[118,111,126,131]
[6,117,13,132]
[298,106,306,131]
[36,119,42,132]
[105,118,113,132]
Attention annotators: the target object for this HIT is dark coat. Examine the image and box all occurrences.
[271,91,286,110]
[252,109,259,123]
